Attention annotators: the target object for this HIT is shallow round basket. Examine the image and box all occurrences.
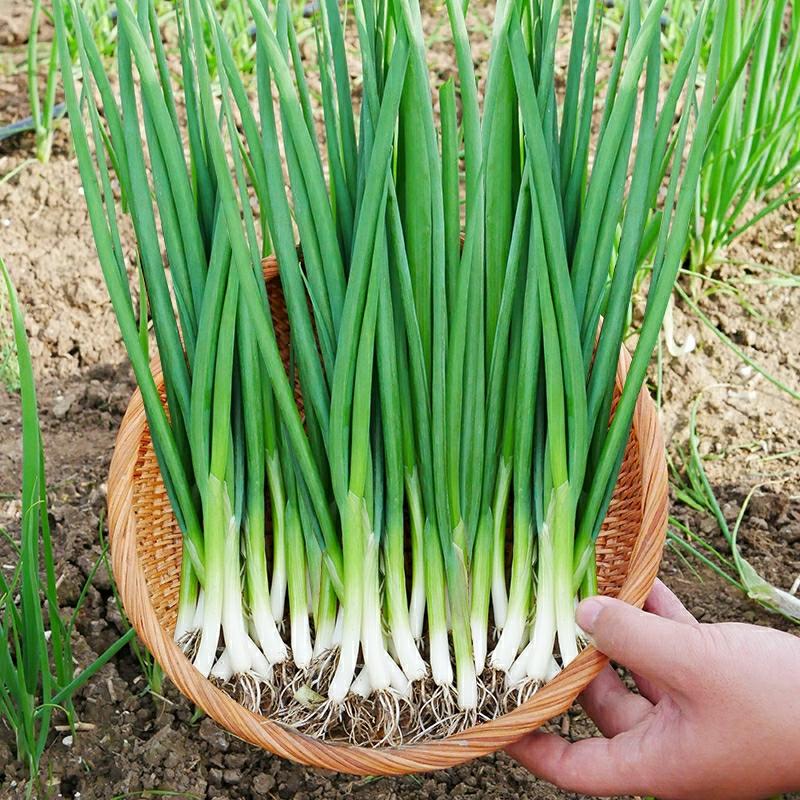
[108,258,668,776]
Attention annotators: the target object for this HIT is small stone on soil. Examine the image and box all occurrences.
[52,391,79,419]
[224,752,248,769]
[223,768,243,784]
[198,717,230,752]
[252,773,277,794]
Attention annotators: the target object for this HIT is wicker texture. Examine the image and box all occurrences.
[108,257,668,775]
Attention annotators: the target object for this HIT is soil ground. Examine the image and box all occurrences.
[1,2,798,799]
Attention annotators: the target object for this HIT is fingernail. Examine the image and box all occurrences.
[576,596,609,633]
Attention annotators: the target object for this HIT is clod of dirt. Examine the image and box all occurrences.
[0,3,31,47]
[198,718,231,752]
[252,772,277,794]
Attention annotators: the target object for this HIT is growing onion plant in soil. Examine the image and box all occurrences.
[667,389,800,624]
[0,0,262,176]
[56,0,725,746]
[0,257,134,798]
[690,0,800,272]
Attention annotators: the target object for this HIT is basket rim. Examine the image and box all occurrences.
[107,291,668,776]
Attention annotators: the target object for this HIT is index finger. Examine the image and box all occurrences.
[645,579,698,625]
[577,595,704,687]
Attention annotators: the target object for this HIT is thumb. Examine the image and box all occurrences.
[577,594,700,685]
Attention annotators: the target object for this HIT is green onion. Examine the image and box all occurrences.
[58,0,727,744]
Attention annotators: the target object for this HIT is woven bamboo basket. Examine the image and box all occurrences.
[107,258,668,776]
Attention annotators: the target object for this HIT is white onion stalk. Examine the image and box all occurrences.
[221,505,257,676]
[382,475,426,681]
[191,590,205,634]
[469,512,493,673]
[285,497,313,671]
[489,510,533,674]
[312,571,338,657]
[193,478,227,677]
[267,454,287,627]
[245,512,288,665]
[327,493,365,703]
[517,504,557,684]
[490,462,512,630]
[211,649,233,682]
[219,480,274,682]
[424,523,454,689]
[387,656,412,697]
[362,531,392,693]
[449,546,479,711]
[350,668,370,699]
[332,608,344,648]
[405,471,427,641]
[174,550,199,645]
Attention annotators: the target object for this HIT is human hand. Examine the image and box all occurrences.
[506,579,800,800]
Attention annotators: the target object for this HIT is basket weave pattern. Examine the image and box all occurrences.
[108,259,668,775]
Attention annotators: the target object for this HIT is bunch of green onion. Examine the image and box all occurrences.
[691,0,800,271]
[56,0,725,744]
